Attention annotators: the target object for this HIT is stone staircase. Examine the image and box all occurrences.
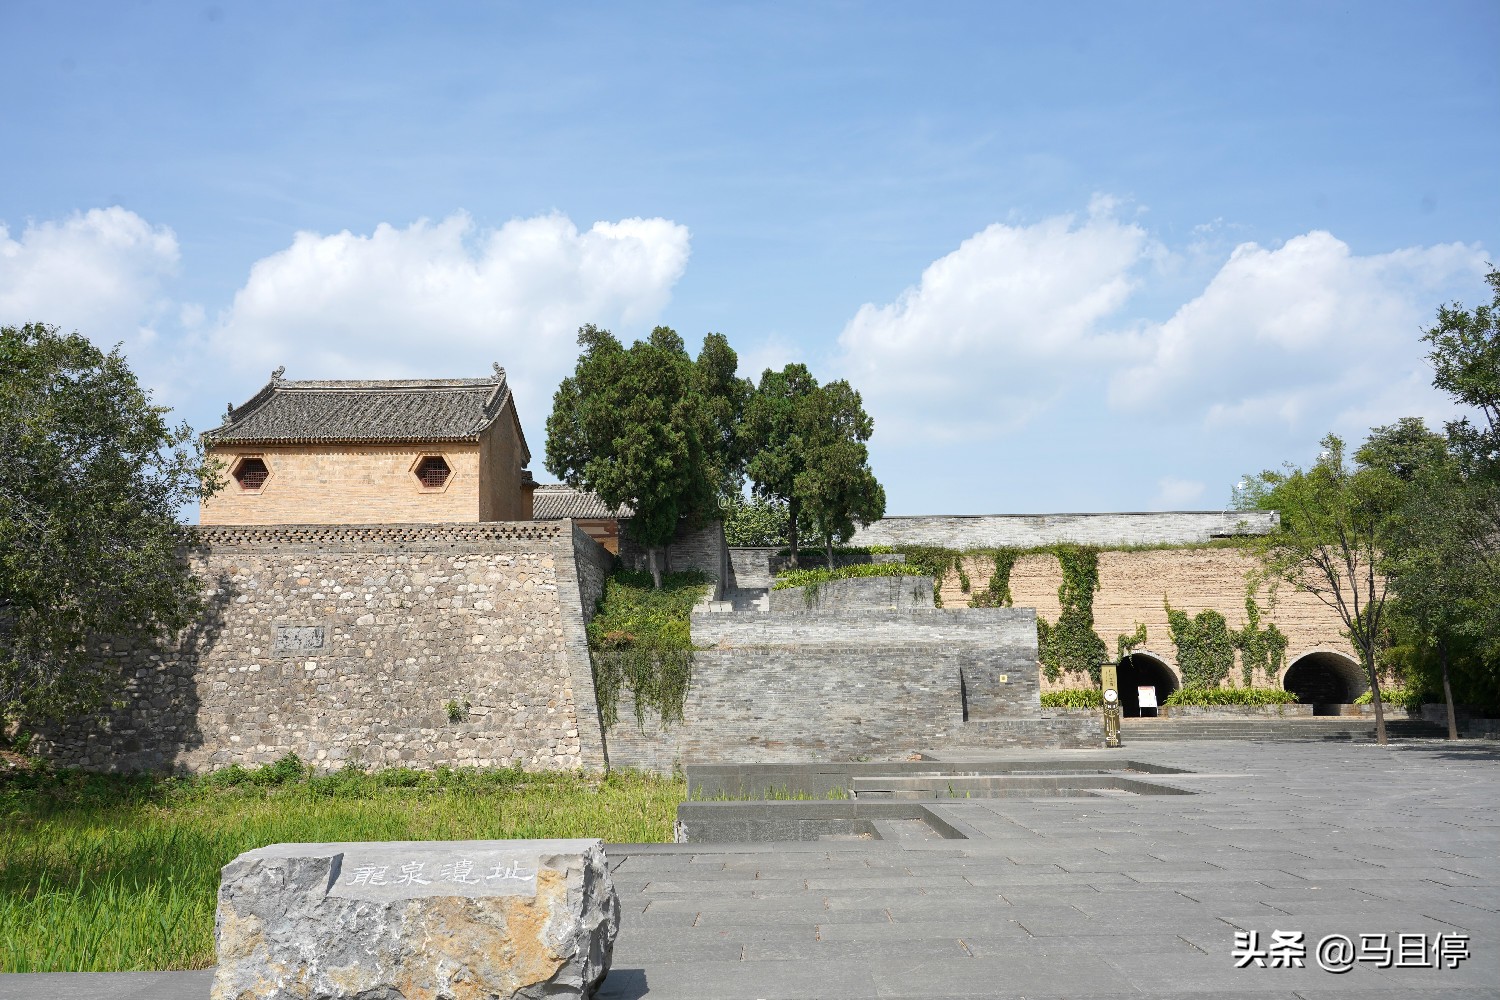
[1122,717,1449,742]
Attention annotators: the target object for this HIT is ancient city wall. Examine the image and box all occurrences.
[39,521,610,774]
[766,575,935,613]
[938,547,1356,687]
[852,511,1279,548]
[601,608,1077,771]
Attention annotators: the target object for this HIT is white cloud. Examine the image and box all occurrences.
[0,206,180,358]
[1152,476,1206,510]
[1110,231,1487,430]
[209,211,692,451]
[837,204,1488,455]
[736,332,805,386]
[835,200,1156,442]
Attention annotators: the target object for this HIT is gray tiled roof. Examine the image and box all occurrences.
[531,485,632,520]
[205,369,523,453]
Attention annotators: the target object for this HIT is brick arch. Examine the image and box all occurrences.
[1118,649,1179,717]
[1281,649,1367,712]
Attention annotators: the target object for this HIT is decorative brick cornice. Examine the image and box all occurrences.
[190,521,565,551]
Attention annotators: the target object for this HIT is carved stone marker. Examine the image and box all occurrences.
[211,838,619,1000]
[273,624,325,653]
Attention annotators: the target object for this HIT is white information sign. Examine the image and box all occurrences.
[1138,686,1158,709]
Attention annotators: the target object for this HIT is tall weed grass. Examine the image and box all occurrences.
[0,759,682,972]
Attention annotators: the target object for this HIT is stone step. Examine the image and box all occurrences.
[1121,718,1448,741]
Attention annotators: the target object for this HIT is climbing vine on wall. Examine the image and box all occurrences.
[1231,594,1289,686]
[587,569,709,731]
[969,548,1021,608]
[1164,599,1236,688]
[1116,622,1148,661]
[889,545,967,607]
[1163,591,1290,690]
[1037,545,1108,683]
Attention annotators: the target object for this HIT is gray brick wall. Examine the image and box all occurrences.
[727,547,904,592]
[570,522,615,625]
[850,510,1279,549]
[767,576,934,613]
[602,607,1074,770]
[620,519,729,598]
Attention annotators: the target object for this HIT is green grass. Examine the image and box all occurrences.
[0,757,683,973]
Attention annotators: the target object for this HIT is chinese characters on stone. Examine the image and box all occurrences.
[347,858,536,888]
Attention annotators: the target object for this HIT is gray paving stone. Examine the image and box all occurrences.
[11,740,1499,1000]
[741,937,969,961]
[870,955,1131,996]
[0,972,213,1000]
[695,907,890,927]
[816,918,1031,941]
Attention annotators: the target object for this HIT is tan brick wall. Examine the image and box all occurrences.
[939,547,1359,689]
[478,405,530,521]
[201,444,483,525]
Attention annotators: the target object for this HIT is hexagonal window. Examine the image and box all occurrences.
[415,455,451,489]
[232,456,270,491]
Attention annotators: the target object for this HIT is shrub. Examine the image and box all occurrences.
[1354,686,1426,711]
[771,562,925,591]
[1041,689,1102,709]
[586,569,710,730]
[249,753,307,786]
[1163,686,1297,707]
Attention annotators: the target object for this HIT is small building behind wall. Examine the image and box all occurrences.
[200,366,537,525]
[531,484,631,554]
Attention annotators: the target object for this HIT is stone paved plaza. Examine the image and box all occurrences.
[2,739,1496,999]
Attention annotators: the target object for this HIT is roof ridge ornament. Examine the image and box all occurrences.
[272,365,286,382]
[492,363,506,379]
[225,403,235,422]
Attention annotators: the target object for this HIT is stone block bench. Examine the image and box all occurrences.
[212,838,619,999]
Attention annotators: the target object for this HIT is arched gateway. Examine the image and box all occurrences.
[1282,650,1367,714]
[1117,651,1179,717]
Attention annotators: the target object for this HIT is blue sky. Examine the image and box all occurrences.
[3,1,1497,516]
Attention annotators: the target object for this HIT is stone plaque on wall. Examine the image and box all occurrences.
[273,625,325,653]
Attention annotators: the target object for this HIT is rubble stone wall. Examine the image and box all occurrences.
[39,522,609,773]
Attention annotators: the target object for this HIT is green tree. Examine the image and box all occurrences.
[721,494,812,547]
[741,366,884,569]
[545,325,745,587]
[1356,419,1474,737]
[1425,268,1500,460]
[1241,434,1400,743]
[1359,268,1500,730]
[740,364,820,566]
[0,323,218,733]
[796,382,885,568]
